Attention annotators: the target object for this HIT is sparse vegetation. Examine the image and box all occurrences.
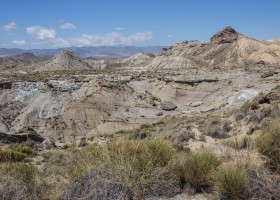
[238,94,263,117]
[222,135,252,150]
[198,114,229,139]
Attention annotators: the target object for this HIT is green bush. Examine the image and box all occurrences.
[213,165,248,200]
[145,139,176,167]
[256,121,280,172]
[9,144,33,155]
[182,150,220,191]
[0,150,27,162]
[106,138,176,174]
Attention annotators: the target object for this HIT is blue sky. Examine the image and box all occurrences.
[1,0,280,49]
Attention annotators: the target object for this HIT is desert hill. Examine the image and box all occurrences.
[146,26,280,69]
[36,50,90,71]
[121,52,155,67]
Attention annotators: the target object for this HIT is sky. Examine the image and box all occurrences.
[1,0,280,49]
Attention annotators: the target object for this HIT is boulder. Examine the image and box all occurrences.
[161,101,177,111]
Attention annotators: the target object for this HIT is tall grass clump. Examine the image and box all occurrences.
[0,150,27,162]
[180,150,220,191]
[63,138,178,198]
[213,164,249,200]
[256,120,280,172]
[8,144,33,155]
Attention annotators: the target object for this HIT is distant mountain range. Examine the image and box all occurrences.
[0,46,166,58]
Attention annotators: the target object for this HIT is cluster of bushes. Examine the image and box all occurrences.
[0,136,279,199]
[0,144,32,162]
[45,138,280,199]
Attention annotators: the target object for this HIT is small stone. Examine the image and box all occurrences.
[156,112,163,116]
[189,101,203,107]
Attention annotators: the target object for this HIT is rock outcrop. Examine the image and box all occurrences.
[0,127,44,144]
[210,26,239,44]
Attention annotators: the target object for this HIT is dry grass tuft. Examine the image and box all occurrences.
[256,120,280,172]
[213,164,249,200]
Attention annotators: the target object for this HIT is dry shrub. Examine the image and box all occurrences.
[0,163,50,200]
[0,179,28,200]
[60,170,133,200]
[206,124,227,139]
[248,168,280,200]
[222,135,252,150]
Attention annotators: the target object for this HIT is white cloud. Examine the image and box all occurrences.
[71,31,153,46]
[167,35,174,38]
[26,31,153,47]
[60,23,76,30]
[115,27,124,31]
[3,22,17,32]
[11,40,26,45]
[26,26,56,40]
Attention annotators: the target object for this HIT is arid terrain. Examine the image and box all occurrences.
[0,27,280,200]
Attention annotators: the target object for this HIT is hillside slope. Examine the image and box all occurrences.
[146,26,280,69]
